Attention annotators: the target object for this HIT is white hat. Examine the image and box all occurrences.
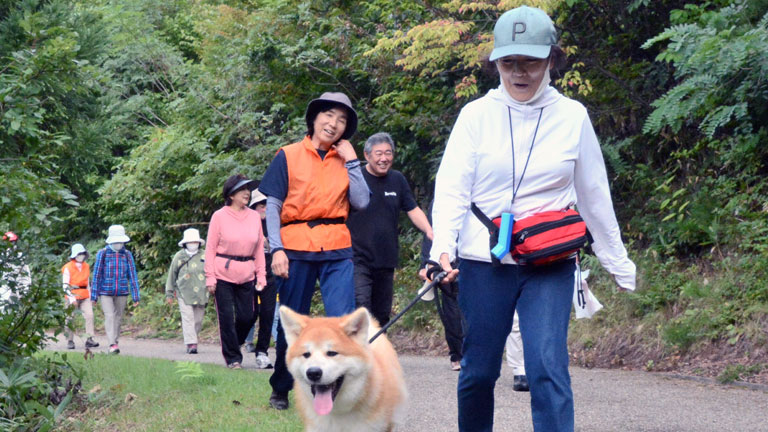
[69,243,88,259]
[249,189,267,208]
[105,225,131,244]
[178,228,205,248]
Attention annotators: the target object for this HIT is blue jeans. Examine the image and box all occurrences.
[269,258,355,394]
[457,258,575,432]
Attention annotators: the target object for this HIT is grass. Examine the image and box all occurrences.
[58,353,303,431]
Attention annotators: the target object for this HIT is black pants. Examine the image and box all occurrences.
[214,279,255,365]
[353,262,395,326]
[253,282,277,354]
[436,280,465,362]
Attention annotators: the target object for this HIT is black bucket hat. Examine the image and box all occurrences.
[305,92,358,140]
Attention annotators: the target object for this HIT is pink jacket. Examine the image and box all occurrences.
[204,206,267,287]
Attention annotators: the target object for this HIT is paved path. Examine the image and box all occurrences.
[48,336,768,431]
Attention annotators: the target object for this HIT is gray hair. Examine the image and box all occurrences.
[364,132,395,154]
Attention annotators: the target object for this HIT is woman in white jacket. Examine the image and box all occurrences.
[429,6,636,432]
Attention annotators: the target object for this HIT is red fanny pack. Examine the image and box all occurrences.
[492,209,589,265]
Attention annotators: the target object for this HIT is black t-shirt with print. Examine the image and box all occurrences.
[347,168,418,269]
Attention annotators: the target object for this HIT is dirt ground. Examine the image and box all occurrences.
[127,318,768,386]
[386,327,768,386]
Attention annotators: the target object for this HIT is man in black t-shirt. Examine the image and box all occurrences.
[347,132,432,326]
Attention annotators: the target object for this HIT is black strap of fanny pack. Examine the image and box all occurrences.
[471,203,497,232]
[471,203,501,267]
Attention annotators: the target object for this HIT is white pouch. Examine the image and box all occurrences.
[573,268,603,319]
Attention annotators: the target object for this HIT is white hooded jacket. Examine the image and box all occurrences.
[430,85,636,290]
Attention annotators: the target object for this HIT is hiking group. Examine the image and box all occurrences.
[28,5,637,431]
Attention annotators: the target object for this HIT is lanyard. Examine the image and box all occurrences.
[509,107,544,205]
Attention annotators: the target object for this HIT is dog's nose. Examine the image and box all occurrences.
[306,367,323,382]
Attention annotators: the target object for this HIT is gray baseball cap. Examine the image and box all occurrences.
[489,6,557,61]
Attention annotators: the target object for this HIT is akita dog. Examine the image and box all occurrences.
[280,306,408,432]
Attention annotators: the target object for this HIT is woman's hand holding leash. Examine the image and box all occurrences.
[370,263,451,343]
[437,253,459,283]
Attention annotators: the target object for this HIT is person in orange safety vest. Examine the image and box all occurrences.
[260,92,370,410]
[62,243,99,350]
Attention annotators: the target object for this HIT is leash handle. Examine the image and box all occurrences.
[368,270,448,344]
[425,259,449,282]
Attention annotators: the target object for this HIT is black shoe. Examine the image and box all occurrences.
[513,375,530,392]
[85,338,99,348]
[269,391,289,410]
[67,340,75,350]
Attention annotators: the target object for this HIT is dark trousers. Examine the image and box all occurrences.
[252,282,277,353]
[457,258,575,432]
[353,262,395,326]
[269,258,355,395]
[435,280,465,362]
[213,279,255,365]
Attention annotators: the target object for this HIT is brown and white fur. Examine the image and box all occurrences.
[280,306,408,432]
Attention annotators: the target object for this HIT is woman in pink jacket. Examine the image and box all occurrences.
[205,174,267,369]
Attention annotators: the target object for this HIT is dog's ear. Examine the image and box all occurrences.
[341,307,370,347]
[280,306,308,347]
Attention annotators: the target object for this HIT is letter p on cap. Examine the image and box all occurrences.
[512,22,526,40]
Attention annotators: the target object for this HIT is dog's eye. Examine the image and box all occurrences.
[303,352,310,358]
[326,351,338,357]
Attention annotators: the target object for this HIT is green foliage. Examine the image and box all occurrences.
[0,241,68,360]
[717,363,765,384]
[643,2,768,138]
[625,252,768,352]
[174,360,211,384]
[0,355,79,431]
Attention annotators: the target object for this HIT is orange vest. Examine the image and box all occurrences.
[62,260,90,300]
[280,136,351,252]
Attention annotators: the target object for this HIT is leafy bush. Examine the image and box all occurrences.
[0,354,80,431]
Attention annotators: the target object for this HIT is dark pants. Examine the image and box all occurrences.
[213,279,255,366]
[457,258,575,432]
[250,282,277,354]
[435,280,465,362]
[353,262,395,326]
[269,258,355,395]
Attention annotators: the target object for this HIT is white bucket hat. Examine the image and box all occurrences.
[249,189,267,208]
[69,243,88,259]
[178,228,205,248]
[105,225,131,244]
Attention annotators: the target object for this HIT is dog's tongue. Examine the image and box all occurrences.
[313,388,334,416]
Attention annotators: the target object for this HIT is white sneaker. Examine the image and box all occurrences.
[255,352,273,369]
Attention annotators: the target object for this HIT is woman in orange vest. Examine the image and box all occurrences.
[62,243,99,349]
[261,92,370,410]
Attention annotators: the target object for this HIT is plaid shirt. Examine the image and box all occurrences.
[90,247,140,302]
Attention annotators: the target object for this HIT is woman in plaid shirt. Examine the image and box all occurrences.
[91,225,140,354]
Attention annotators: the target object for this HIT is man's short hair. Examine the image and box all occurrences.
[364,132,395,154]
